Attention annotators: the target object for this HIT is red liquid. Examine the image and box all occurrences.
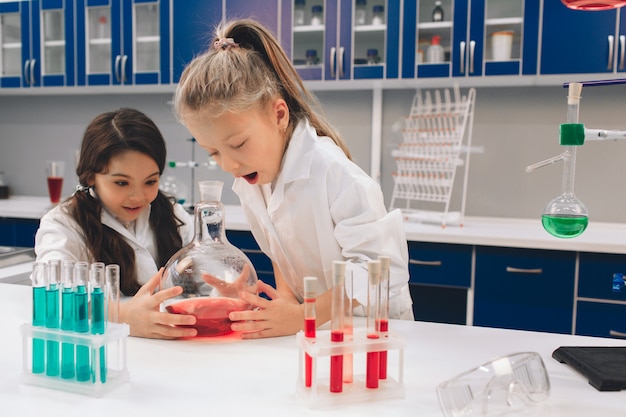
[166,297,249,337]
[330,330,344,393]
[304,317,315,388]
[47,177,63,204]
[366,333,379,389]
[561,0,626,10]
[378,319,389,379]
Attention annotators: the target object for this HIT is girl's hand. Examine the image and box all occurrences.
[201,263,256,298]
[119,269,198,339]
[228,280,304,339]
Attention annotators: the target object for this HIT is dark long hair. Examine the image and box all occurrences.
[69,108,184,295]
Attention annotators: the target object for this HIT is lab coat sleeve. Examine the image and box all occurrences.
[34,205,92,264]
[327,167,413,319]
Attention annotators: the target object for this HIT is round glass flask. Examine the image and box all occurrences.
[160,180,258,337]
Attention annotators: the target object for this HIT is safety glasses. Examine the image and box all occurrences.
[436,352,550,417]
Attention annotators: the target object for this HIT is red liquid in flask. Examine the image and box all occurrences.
[304,317,315,388]
[330,330,344,393]
[47,177,63,204]
[166,297,249,336]
[561,0,626,10]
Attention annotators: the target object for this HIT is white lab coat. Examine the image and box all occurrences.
[35,200,194,286]
[233,119,413,319]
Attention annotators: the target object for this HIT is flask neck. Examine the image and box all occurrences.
[194,201,226,244]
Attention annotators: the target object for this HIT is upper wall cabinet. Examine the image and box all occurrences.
[0,0,75,88]
[541,2,626,75]
[76,0,170,86]
[402,0,539,79]
[280,0,400,81]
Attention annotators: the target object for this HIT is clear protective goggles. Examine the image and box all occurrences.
[436,352,551,417]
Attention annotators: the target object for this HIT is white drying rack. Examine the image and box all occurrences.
[389,85,476,228]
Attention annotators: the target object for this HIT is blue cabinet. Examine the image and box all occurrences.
[540,2,625,75]
[576,252,626,338]
[407,241,472,324]
[0,0,75,88]
[474,246,576,334]
[282,0,400,81]
[226,230,276,290]
[0,218,40,247]
[76,0,170,86]
[402,0,538,80]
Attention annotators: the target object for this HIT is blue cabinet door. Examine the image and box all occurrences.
[41,0,76,87]
[474,246,575,334]
[540,1,618,75]
[171,0,222,84]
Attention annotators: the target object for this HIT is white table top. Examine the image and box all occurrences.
[3,195,626,253]
[1,283,625,416]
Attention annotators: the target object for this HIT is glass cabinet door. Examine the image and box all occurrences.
[0,7,22,85]
[290,0,326,80]
[41,10,65,76]
[415,0,454,78]
[133,2,159,73]
[41,0,75,87]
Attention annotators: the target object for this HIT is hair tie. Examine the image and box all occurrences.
[214,38,238,51]
[74,184,90,194]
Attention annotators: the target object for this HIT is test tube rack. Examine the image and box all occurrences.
[20,322,130,397]
[296,329,406,408]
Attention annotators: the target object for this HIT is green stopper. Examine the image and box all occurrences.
[559,123,585,146]
[168,161,176,168]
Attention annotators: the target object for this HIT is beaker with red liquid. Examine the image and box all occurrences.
[160,181,258,337]
[561,0,626,10]
[46,160,64,205]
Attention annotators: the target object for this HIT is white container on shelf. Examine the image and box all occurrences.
[491,30,514,60]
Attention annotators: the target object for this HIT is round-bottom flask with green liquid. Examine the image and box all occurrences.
[541,214,588,239]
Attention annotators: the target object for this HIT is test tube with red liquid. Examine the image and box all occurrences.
[343,268,354,384]
[378,256,391,380]
[330,262,345,393]
[366,260,381,389]
[303,276,317,388]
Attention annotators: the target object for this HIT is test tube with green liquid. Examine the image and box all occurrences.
[31,262,46,374]
[90,262,106,383]
[60,260,75,379]
[45,260,61,377]
[74,262,91,382]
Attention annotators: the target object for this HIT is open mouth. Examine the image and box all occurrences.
[243,172,258,184]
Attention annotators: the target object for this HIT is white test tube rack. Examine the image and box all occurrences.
[20,322,130,397]
[296,329,406,408]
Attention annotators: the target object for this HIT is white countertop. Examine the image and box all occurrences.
[1,282,625,416]
[2,195,626,254]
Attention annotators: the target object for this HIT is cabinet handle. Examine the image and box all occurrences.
[338,46,345,78]
[114,55,122,82]
[121,55,128,83]
[409,259,443,267]
[23,60,30,85]
[609,330,626,338]
[608,35,615,70]
[505,266,543,274]
[469,40,476,74]
[460,41,466,74]
[30,59,36,85]
[619,35,626,69]
[330,47,336,78]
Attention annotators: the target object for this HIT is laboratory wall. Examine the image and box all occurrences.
[1,83,626,224]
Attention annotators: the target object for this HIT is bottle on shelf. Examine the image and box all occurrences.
[355,0,367,25]
[305,49,319,65]
[432,0,444,22]
[372,5,384,25]
[294,0,306,26]
[367,48,380,65]
[311,5,323,26]
[427,35,444,63]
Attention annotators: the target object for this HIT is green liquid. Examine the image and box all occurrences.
[32,286,46,374]
[45,285,60,377]
[74,286,91,382]
[542,214,588,238]
[91,288,107,383]
[61,288,75,379]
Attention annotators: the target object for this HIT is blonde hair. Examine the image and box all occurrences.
[173,19,351,159]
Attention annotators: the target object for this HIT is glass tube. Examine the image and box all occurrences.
[45,260,61,377]
[378,256,391,380]
[74,261,91,382]
[106,264,120,323]
[330,262,345,393]
[60,260,75,380]
[31,262,47,374]
[343,268,354,384]
[90,262,106,383]
[366,260,381,389]
[303,276,317,388]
